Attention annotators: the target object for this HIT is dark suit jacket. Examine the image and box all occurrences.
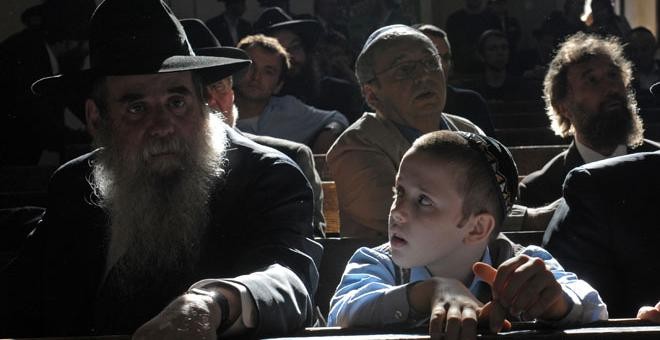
[543,151,660,317]
[444,85,495,137]
[246,132,326,237]
[0,127,322,337]
[205,14,251,47]
[519,139,660,207]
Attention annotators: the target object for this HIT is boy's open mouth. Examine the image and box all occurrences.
[390,234,407,247]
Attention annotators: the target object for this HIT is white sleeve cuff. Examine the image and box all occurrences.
[190,279,257,334]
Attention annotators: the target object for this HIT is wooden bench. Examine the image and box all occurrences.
[322,181,340,236]
[314,154,332,181]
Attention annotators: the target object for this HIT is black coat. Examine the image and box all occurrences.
[543,151,660,317]
[0,127,322,338]
[519,139,660,207]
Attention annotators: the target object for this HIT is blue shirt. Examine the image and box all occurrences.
[236,95,349,146]
[328,243,608,328]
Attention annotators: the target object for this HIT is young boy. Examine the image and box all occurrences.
[328,131,607,338]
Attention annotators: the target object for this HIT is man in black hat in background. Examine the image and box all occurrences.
[181,18,326,237]
[0,0,321,338]
[205,0,252,48]
[253,7,364,122]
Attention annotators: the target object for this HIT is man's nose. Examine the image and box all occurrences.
[150,108,175,137]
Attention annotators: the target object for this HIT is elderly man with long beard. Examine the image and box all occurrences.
[519,32,660,207]
[0,0,321,339]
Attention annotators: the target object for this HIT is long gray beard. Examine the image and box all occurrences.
[90,114,228,294]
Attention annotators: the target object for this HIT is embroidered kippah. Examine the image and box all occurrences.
[455,132,519,215]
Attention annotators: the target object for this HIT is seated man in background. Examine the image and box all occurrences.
[181,18,326,237]
[519,32,659,207]
[0,0,321,337]
[414,23,496,137]
[329,131,607,337]
[544,149,660,318]
[234,34,348,153]
[328,24,483,239]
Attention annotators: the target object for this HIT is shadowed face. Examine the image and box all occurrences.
[561,55,635,147]
[271,29,306,77]
[389,149,468,269]
[100,72,207,176]
[236,46,284,101]
[365,38,446,124]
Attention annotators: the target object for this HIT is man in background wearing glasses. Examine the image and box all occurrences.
[326,25,483,239]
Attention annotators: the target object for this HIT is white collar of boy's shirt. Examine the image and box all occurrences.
[575,140,627,164]
[409,247,492,293]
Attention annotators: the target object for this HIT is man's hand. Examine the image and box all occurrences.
[408,277,483,340]
[132,293,221,340]
[474,255,569,323]
[637,301,660,322]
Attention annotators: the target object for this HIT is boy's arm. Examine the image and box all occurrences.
[328,246,411,327]
[329,246,487,339]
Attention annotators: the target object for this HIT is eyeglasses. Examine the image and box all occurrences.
[369,53,442,82]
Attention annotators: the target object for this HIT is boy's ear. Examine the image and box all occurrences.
[85,98,102,139]
[463,213,496,245]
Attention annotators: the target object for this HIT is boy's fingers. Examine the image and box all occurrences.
[473,262,497,285]
[460,307,478,340]
[478,301,511,333]
[493,256,530,302]
[429,305,447,339]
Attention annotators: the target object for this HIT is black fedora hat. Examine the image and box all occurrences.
[179,18,250,84]
[32,0,251,95]
[253,7,322,49]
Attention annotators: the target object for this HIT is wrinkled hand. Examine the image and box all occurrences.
[637,301,660,322]
[132,293,221,340]
[474,255,569,323]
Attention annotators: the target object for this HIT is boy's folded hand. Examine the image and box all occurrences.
[474,256,570,323]
[410,277,483,340]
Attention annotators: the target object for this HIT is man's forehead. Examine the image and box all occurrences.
[569,55,617,76]
[376,39,435,65]
[105,72,195,97]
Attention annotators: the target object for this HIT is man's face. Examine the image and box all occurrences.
[427,34,452,81]
[236,46,284,101]
[206,77,236,124]
[389,149,469,270]
[98,71,206,176]
[365,38,446,124]
[271,29,306,77]
[561,55,633,146]
[481,35,509,71]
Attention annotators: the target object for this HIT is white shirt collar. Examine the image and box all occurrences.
[575,139,627,164]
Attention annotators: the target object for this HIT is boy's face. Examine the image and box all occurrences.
[389,149,470,269]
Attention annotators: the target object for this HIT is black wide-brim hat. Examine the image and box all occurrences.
[32,0,251,96]
[179,18,250,84]
[253,7,322,49]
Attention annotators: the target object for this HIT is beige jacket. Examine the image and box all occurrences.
[327,111,483,238]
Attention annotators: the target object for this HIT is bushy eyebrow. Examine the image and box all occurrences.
[168,85,193,95]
